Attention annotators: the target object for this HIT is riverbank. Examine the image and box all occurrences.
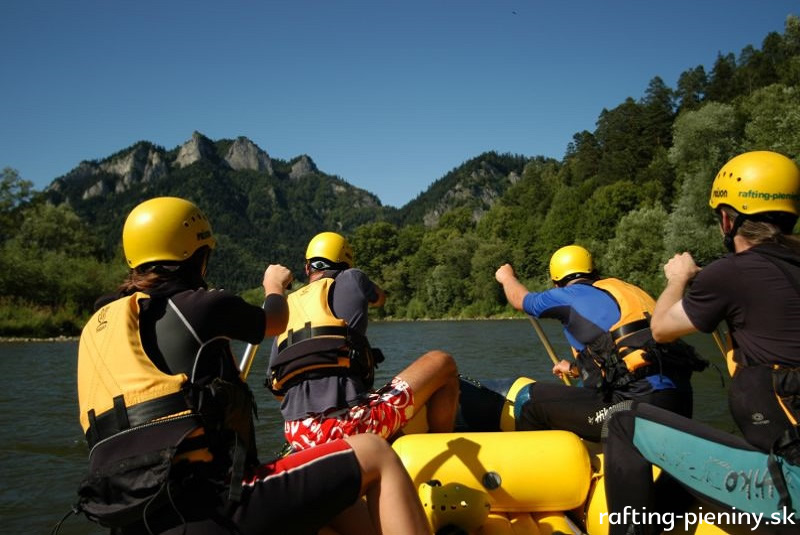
[0,335,78,343]
[0,314,527,342]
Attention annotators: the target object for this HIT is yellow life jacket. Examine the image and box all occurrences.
[592,278,655,374]
[584,278,706,388]
[77,292,259,515]
[269,277,375,397]
[78,293,190,437]
[78,293,256,463]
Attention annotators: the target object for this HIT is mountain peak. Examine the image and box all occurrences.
[175,131,216,168]
[290,155,317,179]
[224,136,273,173]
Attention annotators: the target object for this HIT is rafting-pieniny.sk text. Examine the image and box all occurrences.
[599,505,796,531]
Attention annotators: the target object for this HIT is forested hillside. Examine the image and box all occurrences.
[2,15,799,336]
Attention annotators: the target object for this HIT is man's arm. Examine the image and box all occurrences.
[262,264,292,336]
[495,263,529,311]
[369,284,386,308]
[651,253,700,342]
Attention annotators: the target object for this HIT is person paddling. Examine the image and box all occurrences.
[266,231,460,451]
[603,151,800,535]
[495,245,704,441]
[68,197,429,535]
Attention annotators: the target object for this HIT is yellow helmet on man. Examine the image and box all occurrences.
[709,151,800,216]
[305,231,354,268]
[549,245,593,283]
[123,197,216,269]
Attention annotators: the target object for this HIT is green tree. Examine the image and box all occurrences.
[781,15,800,85]
[640,76,676,149]
[741,84,800,155]
[466,237,510,317]
[0,167,34,241]
[675,65,707,112]
[669,102,740,179]
[15,202,100,254]
[563,131,601,186]
[663,168,724,268]
[351,221,400,283]
[706,52,738,102]
[529,185,583,277]
[601,205,669,296]
[594,98,645,185]
[575,181,641,244]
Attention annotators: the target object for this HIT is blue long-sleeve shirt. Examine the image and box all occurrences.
[522,282,619,352]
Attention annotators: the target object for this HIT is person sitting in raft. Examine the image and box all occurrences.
[603,151,800,535]
[266,231,460,452]
[72,197,429,535]
[495,245,705,441]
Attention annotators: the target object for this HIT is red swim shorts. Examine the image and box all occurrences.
[285,377,415,451]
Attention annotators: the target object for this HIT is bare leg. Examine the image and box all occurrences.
[344,433,430,535]
[325,499,377,535]
[397,350,459,433]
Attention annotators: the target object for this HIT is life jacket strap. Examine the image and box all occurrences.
[278,323,350,352]
[86,391,192,447]
[610,318,650,342]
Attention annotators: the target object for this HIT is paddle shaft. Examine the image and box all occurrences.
[239,299,267,380]
[711,329,727,361]
[528,316,572,386]
[239,340,259,381]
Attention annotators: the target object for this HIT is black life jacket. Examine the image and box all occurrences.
[267,275,381,398]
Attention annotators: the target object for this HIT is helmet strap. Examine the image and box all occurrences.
[723,215,745,253]
[308,258,350,272]
[309,259,332,271]
[555,272,596,287]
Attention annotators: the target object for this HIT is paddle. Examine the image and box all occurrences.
[528,316,572,386]
[239,299,267,380]
[711,328,727,361]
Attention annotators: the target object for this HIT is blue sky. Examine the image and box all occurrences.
[1,1,797,208]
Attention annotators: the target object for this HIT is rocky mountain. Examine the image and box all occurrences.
[396,151,530,227]
[43,132,529,290]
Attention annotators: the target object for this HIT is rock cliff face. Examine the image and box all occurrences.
[174,131,217,168]
[78,143,168,200]
[224,136,273,173]
[289,155,317,179]
[421,166,520,227]
[58,133,282,201]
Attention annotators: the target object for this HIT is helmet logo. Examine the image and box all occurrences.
[737,190,800,202]
[96,306,109,332]
[711,189,728,199]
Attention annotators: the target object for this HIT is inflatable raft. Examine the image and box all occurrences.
[390,376,736,535]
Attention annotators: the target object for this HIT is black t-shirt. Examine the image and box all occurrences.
[682,244,800,367]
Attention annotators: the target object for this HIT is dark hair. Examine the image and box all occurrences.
[118,247,210,295]
[720,206,800,254]
[554,271,598,288]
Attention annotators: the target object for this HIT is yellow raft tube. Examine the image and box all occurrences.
[388,377,734,535]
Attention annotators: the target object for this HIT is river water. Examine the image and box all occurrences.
[0,319,732,534]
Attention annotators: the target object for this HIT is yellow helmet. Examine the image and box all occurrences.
[305,231,354,268]
[549,245,593,283]
[122,197,216,269]
[709,151,800,216]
